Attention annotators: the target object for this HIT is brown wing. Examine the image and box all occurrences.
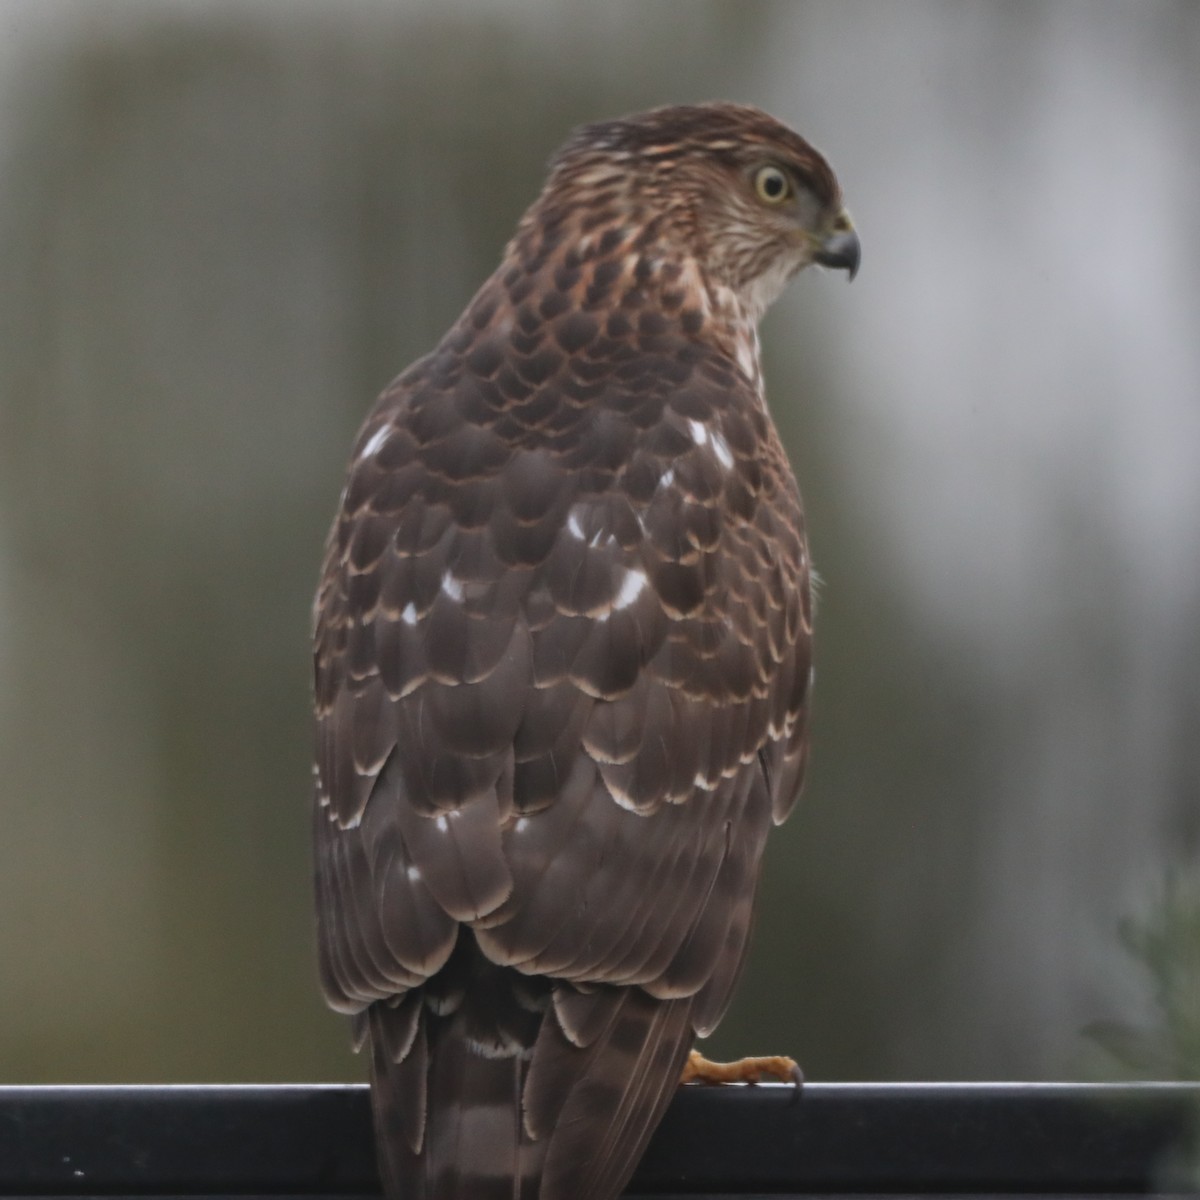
[312,297,811,1198]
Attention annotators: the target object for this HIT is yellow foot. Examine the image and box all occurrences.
[681,1049,804,1089]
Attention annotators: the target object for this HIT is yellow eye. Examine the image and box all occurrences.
[753,165,791,204]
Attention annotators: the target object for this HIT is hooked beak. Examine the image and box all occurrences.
[814,216,860,281]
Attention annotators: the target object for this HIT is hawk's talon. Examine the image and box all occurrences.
[681,1049,804,1097]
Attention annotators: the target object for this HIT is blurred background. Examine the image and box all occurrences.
[1,0,1197,1085]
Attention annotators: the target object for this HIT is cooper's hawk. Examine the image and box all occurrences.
[312,102,858,1200]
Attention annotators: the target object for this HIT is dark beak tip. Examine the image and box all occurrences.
[816,229,861,281]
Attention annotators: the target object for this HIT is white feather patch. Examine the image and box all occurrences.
[611,568,647,612]
[358,425,390,460]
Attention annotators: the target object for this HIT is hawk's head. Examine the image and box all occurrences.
[534,102,859,320]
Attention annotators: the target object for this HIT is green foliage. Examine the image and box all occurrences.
[1086,868,1200,1186]
[1087,869,1200,1081]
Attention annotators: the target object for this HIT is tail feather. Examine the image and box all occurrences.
[369,997,546,1200]
[367,1000,428,1167]
[536,988,695,1200]
[364,937,696,1200]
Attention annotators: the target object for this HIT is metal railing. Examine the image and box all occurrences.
[2,1081,1197,1196]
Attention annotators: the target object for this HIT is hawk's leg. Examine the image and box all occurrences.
[681,1049,804,1090]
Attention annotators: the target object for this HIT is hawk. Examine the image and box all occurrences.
[312,102,858,1200]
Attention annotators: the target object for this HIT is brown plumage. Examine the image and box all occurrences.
[312,102,858,1200]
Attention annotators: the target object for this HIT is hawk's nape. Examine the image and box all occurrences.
[312,102,857,1200]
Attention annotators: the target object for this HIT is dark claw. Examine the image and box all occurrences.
[788,1061,805,1103]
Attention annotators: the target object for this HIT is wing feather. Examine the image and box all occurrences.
[313,305,813,1197]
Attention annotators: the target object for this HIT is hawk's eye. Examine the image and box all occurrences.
[753,165,791,204]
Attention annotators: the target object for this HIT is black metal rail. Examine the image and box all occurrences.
[1,1082,1197,1196]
